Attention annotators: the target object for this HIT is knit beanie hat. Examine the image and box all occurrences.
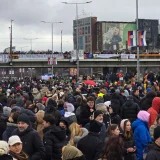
[93,110,103,119]
[0,141,9,155]
[154,126,160,140]
[120,119,128,131]
[3,106,11,117]
[18,113,30,125]
[137,111,150,122]
[36,103,45,111]
[89,120,103,133]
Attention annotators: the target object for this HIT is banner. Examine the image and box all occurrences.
[71,50,84,60]
[93,54,119,59]
[128,31,136,47]
[139,30,147,46]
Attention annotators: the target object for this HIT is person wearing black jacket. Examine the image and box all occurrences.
[120,96,140,123]
[77,120,104,160]
[132,88,140,106]
[146,126,160,160]
[43,114,67,160]
[12,113,45,160]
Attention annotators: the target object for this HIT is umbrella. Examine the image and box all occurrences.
[84,80,96,86]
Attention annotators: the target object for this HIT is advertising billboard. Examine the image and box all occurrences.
[102,22,136,50]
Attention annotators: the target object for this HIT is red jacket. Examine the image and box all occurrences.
[148,97,160,127]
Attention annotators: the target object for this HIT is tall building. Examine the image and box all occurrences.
[73,17,97,53]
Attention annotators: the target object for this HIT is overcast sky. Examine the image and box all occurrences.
[0,0,159,52]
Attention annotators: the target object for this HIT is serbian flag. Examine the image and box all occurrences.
[128,31,136,47]
[138,30,147,46]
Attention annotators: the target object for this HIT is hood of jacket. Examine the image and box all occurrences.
[36,110,45,124]
[44,125,66,141]
[123,100,134,106]
[152,97,160,112]
[132,118,148,130]
[74,128,88,143]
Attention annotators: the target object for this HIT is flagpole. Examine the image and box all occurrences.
[136,0,140,82]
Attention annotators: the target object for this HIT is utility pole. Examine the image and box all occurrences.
[61,30,63,53]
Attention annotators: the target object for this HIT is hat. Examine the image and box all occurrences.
[42,97,47,102]
[137,111,150,122]
[120,119,128,131]
[0,141,9,155]
[16,98,24,107]
[65,103,74,113]
[93,110,103,119]
[8,135,22,146]
[41,87,49,93]
[32,88,39,94]
[18,113,30,125]
[124,90,129,97]
[46,91,53,97]
[104,101,111,107]
[36,103,45,111]
[89,120,103,133]
[127,95,134,101]
[3,106,11,117]
[154,126,160,140]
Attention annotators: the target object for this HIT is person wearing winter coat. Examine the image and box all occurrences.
[147,97,160,127]
[77,120,104,160]
[69,122,88,146]
[150,114,160,140]
[12,113,45,160]
[36,104,45,140]
[79,96,95,127]
[43,114,67,160]
[0,140,13,160]
[3,110,20,141]
[132,111,152,160]
[146,126,160,160]
[120,96,140,123]
[140,91,156,111]
[62,144,86,160]
[120,119,136,160]
[8,135,29,160]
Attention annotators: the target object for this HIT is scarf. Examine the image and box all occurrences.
[9,151,29,160]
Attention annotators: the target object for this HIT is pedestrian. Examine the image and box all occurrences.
[132,111,152,160]
[8,135,29,160]
[147,97,160,127]
[99,136,124,160]
[77,120,104,160]
[120,95,140,123]
[62,144,86,160]
[120,119,136,160]
[0,140,12,160]
[43,114,67,160]
[146,126,160,160]
[12,113,45,160]
[69,122,88,146]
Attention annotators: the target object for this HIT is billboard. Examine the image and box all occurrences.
[102,22,136,50]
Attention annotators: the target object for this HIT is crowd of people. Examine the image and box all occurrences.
[0,72,160,160]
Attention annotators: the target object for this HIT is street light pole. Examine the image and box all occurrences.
[62,1,92,79]
[41,21,63,76]
[136,0,140,82]
[61,30,63,54]
[24,38,38,52]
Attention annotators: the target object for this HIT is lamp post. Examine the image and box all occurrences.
[41,21,63,76]
[24,38,38,51]
[136,0,140,82]
[61,30,63,54]
[62,1,92,79]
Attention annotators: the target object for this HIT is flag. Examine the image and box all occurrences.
[48,57,50,65]
[138,30,147,46]
[128,31,136,47]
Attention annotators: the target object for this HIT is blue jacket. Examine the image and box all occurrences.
[132,119,152,160]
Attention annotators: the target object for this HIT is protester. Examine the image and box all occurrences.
[120,95,140,123]
[120,119,136,160]
[0,140,12,160]
[69,122,88,146]
[12,113,45,160]
[147,97,160,127]
[43,114,67,160]
[132,111,152,160]
[77,120,104,160]
[146,126,160,160]
[8,135,29,160]
[99,136,124,160]
[62,144,86,160]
